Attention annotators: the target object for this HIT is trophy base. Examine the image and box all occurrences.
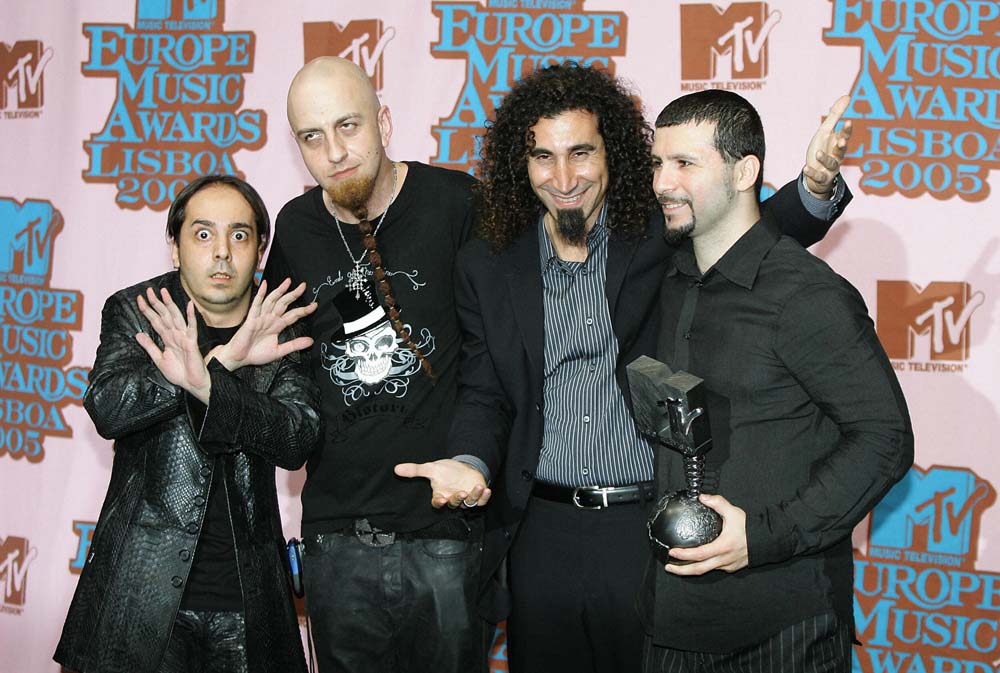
[647,490,723,565]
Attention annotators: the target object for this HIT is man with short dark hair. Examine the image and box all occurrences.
[642,89,912,672]
[55,175,321,673]
[400,62,854,672]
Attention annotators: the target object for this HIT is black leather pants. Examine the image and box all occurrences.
[303,527,489,673]
[157,610,248,673]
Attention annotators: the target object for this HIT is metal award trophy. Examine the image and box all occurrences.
[627,355,722,564]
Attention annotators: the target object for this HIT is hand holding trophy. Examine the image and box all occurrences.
[627,356,722,564]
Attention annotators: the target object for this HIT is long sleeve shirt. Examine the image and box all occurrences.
[644,220,913,652]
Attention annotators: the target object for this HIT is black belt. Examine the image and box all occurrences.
[533,480,656,510]
[307,517,472,549]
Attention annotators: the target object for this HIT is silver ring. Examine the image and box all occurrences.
[462,498,476,508]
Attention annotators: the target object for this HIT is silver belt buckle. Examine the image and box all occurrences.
[354,518,395,547]
[571,487,607,510]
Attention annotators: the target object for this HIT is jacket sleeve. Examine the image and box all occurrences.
[761,175,853,248]
[196,321,323,471]
[744,280,914,566]
[83,289,186,440]
[447,247,513,476]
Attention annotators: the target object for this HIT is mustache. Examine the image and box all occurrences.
[657,194,691,206]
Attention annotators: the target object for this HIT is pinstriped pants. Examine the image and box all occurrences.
[643,612,852,673]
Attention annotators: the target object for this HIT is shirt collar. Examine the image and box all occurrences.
[665,219,780,289]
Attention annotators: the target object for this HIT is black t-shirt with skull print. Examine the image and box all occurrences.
[266,161,477,535]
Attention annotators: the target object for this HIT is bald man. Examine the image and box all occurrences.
[262,57,487,673]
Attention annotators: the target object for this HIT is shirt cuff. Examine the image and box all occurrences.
[453,454,491,484]
[797,172,846,221]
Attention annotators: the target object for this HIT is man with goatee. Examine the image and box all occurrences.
[263,57,487,673]
[641,88,911,673]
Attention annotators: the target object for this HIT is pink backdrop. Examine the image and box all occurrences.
[2,2,998,672]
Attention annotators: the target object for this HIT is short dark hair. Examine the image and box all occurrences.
[655,90,766,199]
[166,175,270,247]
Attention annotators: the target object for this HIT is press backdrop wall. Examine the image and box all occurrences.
[2,2,998,672]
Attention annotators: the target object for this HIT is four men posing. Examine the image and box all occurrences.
[57,54,911,673]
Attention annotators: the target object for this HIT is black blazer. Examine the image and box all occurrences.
[448,180,849,622]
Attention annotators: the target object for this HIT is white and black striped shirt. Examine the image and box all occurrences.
[536,212,653,487]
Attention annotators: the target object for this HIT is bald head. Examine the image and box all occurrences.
[287,57,380,128]
[286,56,394,220]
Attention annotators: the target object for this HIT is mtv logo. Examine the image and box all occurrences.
[0,535,36,607]
[1,40,53,109]
[304,20,396,91]
[680,2,781,80]
[870,466,994,557]
[136,0,218,21]
[877,281,984,361]
[0,198,63,278]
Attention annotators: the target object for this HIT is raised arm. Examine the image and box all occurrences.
[761,95,855,247]
[196,318,322,471]
[84,286,188,440]
[802,95,853,199]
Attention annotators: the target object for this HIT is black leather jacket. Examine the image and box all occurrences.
[55,271,321,673]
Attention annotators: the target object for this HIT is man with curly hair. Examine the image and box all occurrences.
[397,62,852,671]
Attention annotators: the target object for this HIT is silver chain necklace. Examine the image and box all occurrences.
[331,163,398,299]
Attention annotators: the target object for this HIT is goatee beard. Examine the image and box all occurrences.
[554,208,588,246]
[664,220,695,244]
[326,175,376,221]
[659,195,695,244]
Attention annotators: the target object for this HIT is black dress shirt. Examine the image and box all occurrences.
[644,220,913,653]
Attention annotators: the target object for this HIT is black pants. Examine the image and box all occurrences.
[303,529,489,673]
[157,610,248,673]
[643,612,853,673]
[507,496,650,673]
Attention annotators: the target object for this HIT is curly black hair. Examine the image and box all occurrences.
[476,62,656,250]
